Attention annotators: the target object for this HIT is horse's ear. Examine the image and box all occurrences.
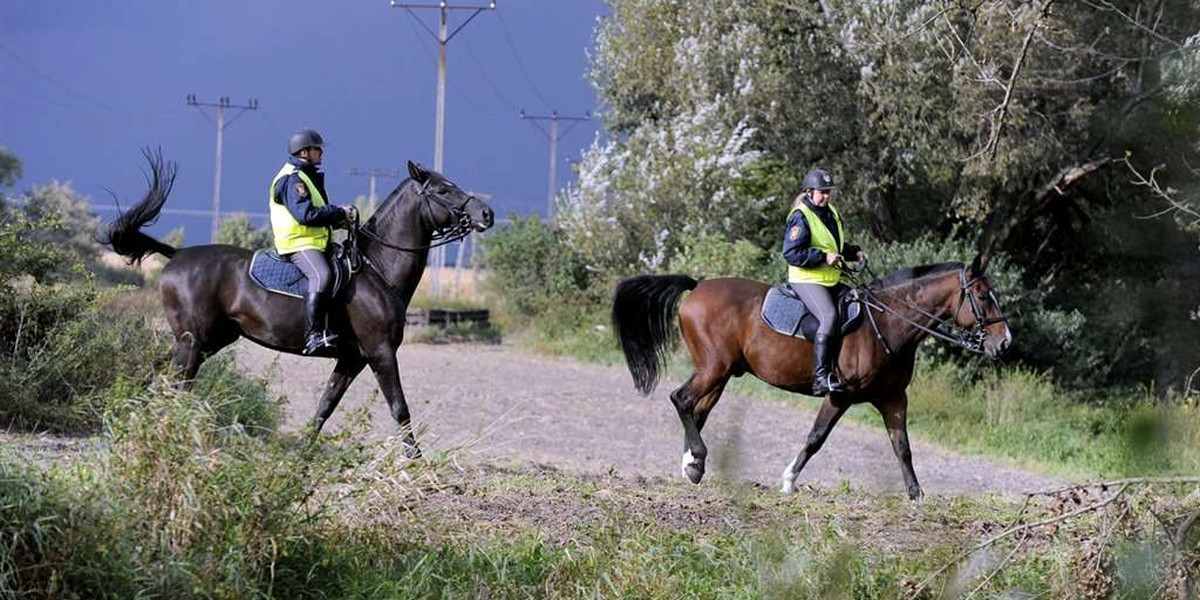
[407,161,428,183]
[969,252,990,277]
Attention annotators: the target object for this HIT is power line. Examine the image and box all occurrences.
[0,43,126,114]
[519,109,590,218]
[186,94,260,243]
[390,0,496,299]
[495,10,552,112]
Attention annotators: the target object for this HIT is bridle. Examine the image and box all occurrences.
[344,179,480,298]
[355,179,478,253]
[841,261,1009,356]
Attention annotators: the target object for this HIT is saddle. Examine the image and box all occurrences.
[760,283,865,341]
[248,244,354,299]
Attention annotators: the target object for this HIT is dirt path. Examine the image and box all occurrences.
[235,341,1066,497]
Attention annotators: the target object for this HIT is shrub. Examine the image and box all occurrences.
[670,233,785,282]
[0,284,170,432]
[482,216,594,318]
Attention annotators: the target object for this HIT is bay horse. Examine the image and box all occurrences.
[103,152,493,456]
[612,254,1011,499]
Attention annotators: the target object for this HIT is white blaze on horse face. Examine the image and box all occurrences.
[681,450,699,479]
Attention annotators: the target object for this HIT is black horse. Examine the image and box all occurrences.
[103,152,493,455]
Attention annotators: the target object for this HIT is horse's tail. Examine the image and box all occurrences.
[100,149,179,264]
[612,274,699,396]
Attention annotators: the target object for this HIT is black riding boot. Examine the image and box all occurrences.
[812,333,845,396]
[302,292,339,357]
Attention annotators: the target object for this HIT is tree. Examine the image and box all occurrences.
[216,213,271,250]
[19,180,100,270]
[0,146,21,189]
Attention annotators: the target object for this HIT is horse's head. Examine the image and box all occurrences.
[954,253,1012,358]
[407,161,494,232]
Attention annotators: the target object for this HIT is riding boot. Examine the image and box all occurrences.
[812,333,845,396]
[302,292,340,357]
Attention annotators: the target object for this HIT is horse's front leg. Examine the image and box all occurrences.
[312,352,368,433]
[874,391,923,500]
[781,395,849,494]
[367,347,421,458]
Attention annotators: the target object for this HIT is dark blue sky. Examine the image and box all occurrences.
[1,0,606,244]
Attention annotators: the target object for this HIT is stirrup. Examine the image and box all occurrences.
[813,373,844,396]
[303,331,340,356]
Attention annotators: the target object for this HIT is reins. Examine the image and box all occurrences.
[354,180,476,253]
[838,261,1006,356]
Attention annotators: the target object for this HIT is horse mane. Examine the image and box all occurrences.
[872,261,964,290]
[365,178,416,233]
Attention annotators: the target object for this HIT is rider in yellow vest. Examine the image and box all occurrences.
[270,129,356,356]
[782,169,868,395]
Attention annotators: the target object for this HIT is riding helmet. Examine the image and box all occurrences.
[803,169,836,191]
[288,129,325,156]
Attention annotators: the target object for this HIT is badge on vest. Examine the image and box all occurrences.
[294,182,309,198]
[789,225,801,241]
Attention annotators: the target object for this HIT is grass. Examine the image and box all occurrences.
[724,360,1200,480]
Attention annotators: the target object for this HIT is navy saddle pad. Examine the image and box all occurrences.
[760,284,864,340]
[248,249,350,299]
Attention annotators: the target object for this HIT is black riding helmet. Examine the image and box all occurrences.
[288,129,325,156]
[803,169,836,191]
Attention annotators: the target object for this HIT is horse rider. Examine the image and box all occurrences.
[269,129,357,356]
[782,169,868,395]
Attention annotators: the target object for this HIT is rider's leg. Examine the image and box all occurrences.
[287,249,338,355]
[792,283,843,394]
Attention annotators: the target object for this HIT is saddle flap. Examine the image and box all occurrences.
[249,249,351,299]
[760,284,865,341]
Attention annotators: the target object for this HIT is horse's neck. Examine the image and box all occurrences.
[365,186,433,306]
[877,273,960,351]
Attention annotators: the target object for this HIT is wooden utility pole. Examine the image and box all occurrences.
[520,109,589,218]
[390,0,495,298]
[186,94,258,242]
[348,168,403,215]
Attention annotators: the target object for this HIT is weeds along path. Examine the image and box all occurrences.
[235,341,1065,497]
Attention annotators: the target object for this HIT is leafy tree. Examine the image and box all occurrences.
[216,213,271,250]
[566,0,1200,388]
[0,146,21,189]
[19,181,100,269]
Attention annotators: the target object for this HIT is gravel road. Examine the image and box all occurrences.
[234,340,1066,497]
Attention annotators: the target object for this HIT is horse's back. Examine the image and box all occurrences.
[159,245,256,328]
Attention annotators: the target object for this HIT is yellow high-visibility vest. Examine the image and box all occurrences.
[786,201,844,287]
[268,163,330,254]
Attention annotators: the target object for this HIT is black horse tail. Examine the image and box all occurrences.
[100,149,179,264]
[612,274,699,396]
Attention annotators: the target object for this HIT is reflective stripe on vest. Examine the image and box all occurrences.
[786,202,844,287]
[269,163,330,254]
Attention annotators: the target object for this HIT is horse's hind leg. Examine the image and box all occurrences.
[671,372,729,484]
[780,395,849,494]
[874,391,923,500]
[312,353,367,433]
[170,331,202,387]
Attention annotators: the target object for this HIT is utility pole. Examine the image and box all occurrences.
[348,168,402,215]
[186,94,259,243]
[520,109,590,218]
[391,0,495,299]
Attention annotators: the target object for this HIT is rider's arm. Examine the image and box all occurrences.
[275,175,348,227]
[782,211,827,268]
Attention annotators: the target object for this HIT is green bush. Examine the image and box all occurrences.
[0,283,170,432]
[482,216,594,318]
[669,233,785,282]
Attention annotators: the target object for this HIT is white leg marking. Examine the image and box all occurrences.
[780,458,799,494]
[681,450,695,479]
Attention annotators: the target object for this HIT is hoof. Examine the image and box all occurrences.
[404,444,423,460]
[684,463,705,485]
[908,487,924,501]
[780,478,797,494]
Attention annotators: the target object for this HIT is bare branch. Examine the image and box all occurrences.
[985,0,1054,161]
